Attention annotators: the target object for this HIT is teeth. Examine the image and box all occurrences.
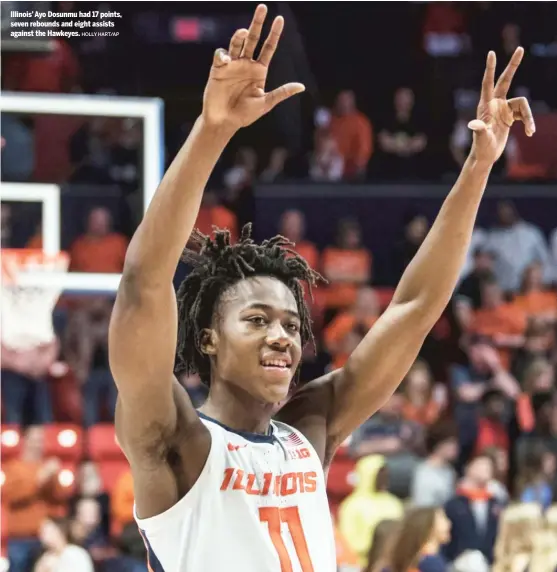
[262,360,288,368]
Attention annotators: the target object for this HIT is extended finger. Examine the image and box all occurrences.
[480,51,496,103]
[229,28,248,59]
[258,16,284,67]
[212,48,231,68]
[508,97,536,137]
[241,4,267,59]
[264,82,305,112]
[494,46,524,98]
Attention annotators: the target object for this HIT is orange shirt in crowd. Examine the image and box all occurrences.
[402,399,441,426]
[291,240,320,272]
[325,312,377,369]
[471,303,527,370]
[475,418,510,455]
[195,205,238,243]
[70,233,128,273]
[514,291,557,320]
[334,524,360,569]
[322,247,372,308]
[330,112,373,176]
[2,460,71,537]
[110,470,135,536]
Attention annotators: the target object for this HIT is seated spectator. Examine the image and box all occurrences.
[309,132,344,182]
[443,454,504,565]
[260,147,288,183]
[411,421,458,508]
[483,447,510,504]
[514,262,557,326]
[485,201,553,293]
[512,324,555,385]
[193,190,238,244]
[474,390,510,456]
[111,469,134,538]
[471,277,527,371]
[329,90,373,180]
[379,507,452,572]
[454,247,496,334]
[350,391,424,498]
[337,456,403,566]
[1,339,57,425]
[389,213,429,286]
[69,207,128,274]
[223,147,257,195]
[323,218,372,309]
[324,287,380,369]
[363,519,400,572]
[378,88,428,180]
[278,209,320,270]
[35,517,94,572]
[4,427,73,572]
[401,359,444,426]
[515,445,555,510]
[70,498,111,560]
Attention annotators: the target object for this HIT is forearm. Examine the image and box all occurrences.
[392,156,492,314]
[124,117,233,284]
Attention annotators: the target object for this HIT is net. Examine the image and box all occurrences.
[1,249,69,350]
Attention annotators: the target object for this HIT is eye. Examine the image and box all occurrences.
[248,316,267,326]
[287,322,300,333]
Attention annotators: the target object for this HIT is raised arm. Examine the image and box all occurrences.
[109,4,304,514]
[285,49,534,465]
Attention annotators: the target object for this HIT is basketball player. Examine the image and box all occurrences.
[108,5,534,571]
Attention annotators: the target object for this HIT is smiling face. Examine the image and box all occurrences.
[203,276,303,404]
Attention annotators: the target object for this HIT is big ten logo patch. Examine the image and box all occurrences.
[220,468,317,497]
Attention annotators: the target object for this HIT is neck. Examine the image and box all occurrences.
[200,382,277,435]
[422,540,440,556]
[427,453,445,467]
[396,109,410,122]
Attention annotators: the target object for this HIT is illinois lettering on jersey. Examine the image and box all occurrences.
[134,413,336,572]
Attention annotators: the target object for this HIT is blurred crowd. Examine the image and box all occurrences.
[2,2,557,572]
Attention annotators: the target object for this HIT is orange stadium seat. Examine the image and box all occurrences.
[98,460,130,495]
[0,425,22,460]
[43,424,84,462]
[87,424,126,461]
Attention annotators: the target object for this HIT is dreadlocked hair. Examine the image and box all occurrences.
[176,223,324,386]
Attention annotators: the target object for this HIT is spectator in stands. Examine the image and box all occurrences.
[455,247,496,318]
[401,359,444,427]
[69,207,128,274]
[338,455,403,566]
[390,213,429,286]
[260,147,288,182]
[443,454,503,565]
[309,132,344,182]
[223,147,257,195]
[411,421,458,508]
[350,391,424,497]
[378,88,428,180]
[516,392,557,463]
[483,447,510,504]
[515,445,555,510]
[471,277,527,371]
[1,338,57,425]
[111,469,134,538]
[3,40,79,93]
[474,390,509,456]
[329,90,373,180]
[0,115,34,182]
[379,507,452,572]
[485,200,553,293]
[458,226,488,282]
[512,325,555,385]
[70,498,110,559]
[322,218,372,309]
[363,519,400,572]
[514,262,557,326]
[4,427,73,572]
[324,286,379,370]
[193,189,238,244]
[35,517,94,572]
[278,209,320,270]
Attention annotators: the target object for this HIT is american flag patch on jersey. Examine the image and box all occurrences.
[279,432,304,446]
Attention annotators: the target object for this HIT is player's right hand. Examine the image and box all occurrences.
[202,4,305,131]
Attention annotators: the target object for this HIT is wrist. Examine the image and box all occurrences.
[197,115,237,142]
[466,151,495,172]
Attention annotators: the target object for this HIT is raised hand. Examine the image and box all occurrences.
[468,47,535,165]
[202,4,305,131]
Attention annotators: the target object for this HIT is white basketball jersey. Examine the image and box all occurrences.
[135,413,336,572]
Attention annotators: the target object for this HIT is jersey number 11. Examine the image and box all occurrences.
[259,506,314,571]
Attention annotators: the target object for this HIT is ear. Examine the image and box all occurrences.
[200,328,218,356]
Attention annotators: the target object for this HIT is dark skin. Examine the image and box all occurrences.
[110,5,535,520]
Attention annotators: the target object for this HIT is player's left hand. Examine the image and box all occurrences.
[468,47,535,165]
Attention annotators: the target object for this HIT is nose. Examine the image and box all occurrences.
[265,321,292,348]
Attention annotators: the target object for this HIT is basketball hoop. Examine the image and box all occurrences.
[1,249,70,350]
